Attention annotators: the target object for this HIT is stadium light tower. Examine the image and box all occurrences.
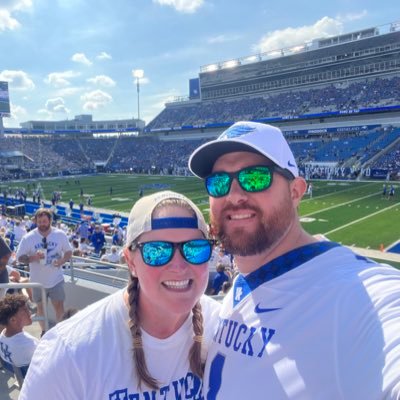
[132,69,144,120]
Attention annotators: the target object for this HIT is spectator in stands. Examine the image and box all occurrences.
[76,220,90,240]
[0,237,13,299]
[218,280,232,296]
[13,220,27,243]
[16,208,72,336]
[71,239,82,257]
[78,237,92,255]
[100,246,120,264]
[189,120,400,398]
[0,293,39,370]
[20,190,220,399]
[209,263,230,295]
[112,228,121,246]
[91,224,106,255]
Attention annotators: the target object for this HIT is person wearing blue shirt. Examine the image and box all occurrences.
[91,225,106,255]
[210,263,229,295]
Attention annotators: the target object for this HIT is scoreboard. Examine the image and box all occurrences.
[0,81,11,117]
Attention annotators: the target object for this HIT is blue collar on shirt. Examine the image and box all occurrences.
[232,241,341,307]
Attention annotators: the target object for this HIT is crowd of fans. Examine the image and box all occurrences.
[1,126,399,182]
[147,76,400,130]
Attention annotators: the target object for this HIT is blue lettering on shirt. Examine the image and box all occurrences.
[108,372,204,400]
[213,318,276,358]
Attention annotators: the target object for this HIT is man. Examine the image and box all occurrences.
[189,121,400,399]
[0,293,39,370]
[16,208,72,335]
[91,224,106,255]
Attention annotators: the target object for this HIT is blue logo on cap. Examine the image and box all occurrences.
[220,124,256,139]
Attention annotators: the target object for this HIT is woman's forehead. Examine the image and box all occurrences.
[139,227,204,243]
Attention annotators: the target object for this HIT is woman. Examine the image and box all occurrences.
[20,191,220,399]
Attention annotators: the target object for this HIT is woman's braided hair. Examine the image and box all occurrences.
[127,198,205,390]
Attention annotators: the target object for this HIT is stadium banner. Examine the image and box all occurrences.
[369,169,389,179]
[0,81,11,117]
[285,124,381,136]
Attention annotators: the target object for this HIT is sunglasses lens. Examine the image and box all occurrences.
[206,173,231,197]
[141,241,173,266]
[182,239,212,264]
[239,167,272,192]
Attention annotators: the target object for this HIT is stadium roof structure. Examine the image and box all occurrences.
[0,151,24,158]
[0,150,33,161]
[199,20,400,73]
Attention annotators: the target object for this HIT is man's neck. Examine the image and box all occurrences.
[235,229,317,274]
[38,227,51,237]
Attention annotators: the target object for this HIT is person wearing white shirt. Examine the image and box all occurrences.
[0,293,39,369]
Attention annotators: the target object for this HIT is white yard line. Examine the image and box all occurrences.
[303,192,381,216]
[302,182,376,202]
[323,202,400,235]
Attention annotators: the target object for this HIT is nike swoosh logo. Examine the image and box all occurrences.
[288,160,296,167]
[254,304,281,314]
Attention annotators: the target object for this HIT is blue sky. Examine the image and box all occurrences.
[0,0,399,127]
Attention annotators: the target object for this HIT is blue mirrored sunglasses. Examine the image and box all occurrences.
[134,239,215,267]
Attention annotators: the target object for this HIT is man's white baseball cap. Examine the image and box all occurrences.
[126,190,208,247]
[188,121,298,179]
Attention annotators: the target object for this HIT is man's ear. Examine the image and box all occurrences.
[123,247,137,276]
[290,177,307,207]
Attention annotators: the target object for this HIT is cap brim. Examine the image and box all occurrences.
[189,140,264,178]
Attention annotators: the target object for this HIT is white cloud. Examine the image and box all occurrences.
[254,16,344,53]
[0,10,20,31]
[81,89,112,110]
[71,52,92,66]
[338,10,368,22]
[208,34,241,44]
[0,0,32,31]
[96,51,112,60]
[0,70,35,90]
[153,0,203,14]
[3,102,28,126]
[45,71,80,88]
[55,87,83,97]
[87,75,116,87]
[45,97,69,114]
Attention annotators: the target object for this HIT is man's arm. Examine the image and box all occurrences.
[52,250,72,268]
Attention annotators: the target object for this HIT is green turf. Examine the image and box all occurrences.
[1,176,399,252]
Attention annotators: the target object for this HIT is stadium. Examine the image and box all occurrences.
[1,17,400,398]
[1,21,399,251]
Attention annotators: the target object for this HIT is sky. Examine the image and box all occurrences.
[0,0,399,128]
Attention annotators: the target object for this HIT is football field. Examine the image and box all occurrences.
[2,175,399,252]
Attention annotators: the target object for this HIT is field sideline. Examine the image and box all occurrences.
[1,174,399,253]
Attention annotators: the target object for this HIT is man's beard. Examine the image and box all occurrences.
[38,225,50,234]
[211,198,294,257]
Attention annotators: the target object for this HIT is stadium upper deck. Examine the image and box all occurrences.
[145,21,400,133]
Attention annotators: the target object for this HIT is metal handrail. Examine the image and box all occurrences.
[0,282,49,331]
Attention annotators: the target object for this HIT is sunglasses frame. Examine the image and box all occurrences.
[133,239,216,267]
[205,164,294,198]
